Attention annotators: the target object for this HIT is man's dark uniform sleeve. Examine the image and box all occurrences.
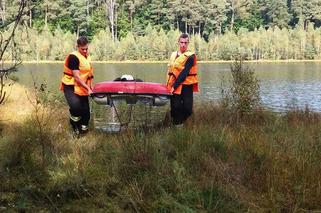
[173,54,195,90]
[67,54,80,70]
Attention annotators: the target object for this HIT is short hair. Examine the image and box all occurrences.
[77,36,88,46]
[179,33,189,40]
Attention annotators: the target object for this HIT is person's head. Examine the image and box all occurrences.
[77,36,89,57]
[178,33,189,53]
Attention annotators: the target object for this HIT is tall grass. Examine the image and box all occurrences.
[1,85,321,211]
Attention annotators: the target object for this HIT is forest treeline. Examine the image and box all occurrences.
[2,0,321,39]
[2,23,321,61]
[2,0,321,61]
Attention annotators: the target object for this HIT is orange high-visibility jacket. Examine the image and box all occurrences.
[167,51,198,95]
[60,51,93,96]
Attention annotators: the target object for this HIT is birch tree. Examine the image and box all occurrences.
[106,0,116,41]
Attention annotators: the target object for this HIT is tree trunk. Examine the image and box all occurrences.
[86,0,89,16]
[202,20,207,37]
[86,0,90,29]
[106,0,116,42]
[304,19,308,31]
[0,0,6,24]
[77,26,79,38]
[29,9,32,27]
[115,6,118,39]
[216,22,222,34]
[130,11,133,31]
[230,9,234,31]
[45,5,48,26]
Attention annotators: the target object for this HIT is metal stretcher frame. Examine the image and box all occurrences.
[91,81,172,132]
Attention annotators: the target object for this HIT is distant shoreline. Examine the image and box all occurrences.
[3,59,321,64]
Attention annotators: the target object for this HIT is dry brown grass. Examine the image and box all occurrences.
[0,83,68,136]
[0,84,34,123]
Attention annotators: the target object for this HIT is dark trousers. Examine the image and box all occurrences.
[63,85,90,129]
[170,85,193,125]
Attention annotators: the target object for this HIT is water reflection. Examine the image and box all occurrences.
[16,61,321,112]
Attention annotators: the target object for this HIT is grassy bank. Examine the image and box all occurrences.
[0,84,320,212]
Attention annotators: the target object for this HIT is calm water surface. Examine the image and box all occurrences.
[16,62,321,112]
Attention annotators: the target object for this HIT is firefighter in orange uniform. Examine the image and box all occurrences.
[167,33,198,125]
[60,36,94,135]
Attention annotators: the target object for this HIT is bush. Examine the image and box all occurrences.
[221,57,261,116]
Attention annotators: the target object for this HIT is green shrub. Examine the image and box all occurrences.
[221,57,261,116]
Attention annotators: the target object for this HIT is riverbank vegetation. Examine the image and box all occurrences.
[1,60,320,211]
[0,84,321,212]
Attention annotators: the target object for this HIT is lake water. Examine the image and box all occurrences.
[16,61,321,112]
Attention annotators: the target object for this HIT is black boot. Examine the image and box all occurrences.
[70,118,81,135]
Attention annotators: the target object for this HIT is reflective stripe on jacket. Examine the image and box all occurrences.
[60,51,94,96]
[167,51,198,95]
